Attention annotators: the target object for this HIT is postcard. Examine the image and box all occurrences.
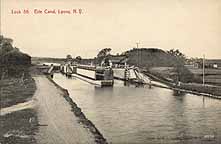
[1,0,221,144]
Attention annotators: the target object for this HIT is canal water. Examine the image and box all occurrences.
[53,73,221,144]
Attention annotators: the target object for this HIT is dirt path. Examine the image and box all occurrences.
[33,76,96,144]
[0,99,35,116]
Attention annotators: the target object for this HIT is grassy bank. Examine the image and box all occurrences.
[179,83,221,97]
[188,67,221,86]
[0,66,38,144]
[0,109,38,144]
[0,67,36,108]
[0,36,38,143]
[143,70,221,97]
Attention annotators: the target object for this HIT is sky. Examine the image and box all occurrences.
[1,0,221,59]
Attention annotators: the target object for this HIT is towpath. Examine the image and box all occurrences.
[34,76,96,144]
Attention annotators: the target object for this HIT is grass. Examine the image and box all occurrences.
[179,83,221,96]
[149,67,175,81]
[0,109,38,144]
[148,66,195,83]
[146,67,221,96]
[0,72,36,108]
[0,66,38,144]
[149,66,221,86]
[188,68,221,75]
[188,67,221,86]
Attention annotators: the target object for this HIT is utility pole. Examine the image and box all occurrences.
[136,42,140,67]
[202,54,205,102]
[136,42,139,48]
[203,54,205,86]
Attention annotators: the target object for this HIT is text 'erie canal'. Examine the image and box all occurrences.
[11,9,83,15]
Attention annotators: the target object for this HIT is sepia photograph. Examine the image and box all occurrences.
[0,0,221,143]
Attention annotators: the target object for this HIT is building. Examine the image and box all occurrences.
[195,59,221,69]
[205,59,221,69]
[109,55,128,68]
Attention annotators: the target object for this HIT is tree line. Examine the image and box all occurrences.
[0,35,31,66]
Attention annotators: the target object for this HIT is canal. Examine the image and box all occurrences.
[53,73,221,144]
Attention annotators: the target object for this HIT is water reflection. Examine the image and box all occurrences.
[53,73,221,144]
[173,90,186,97]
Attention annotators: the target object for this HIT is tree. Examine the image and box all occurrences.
[66,54,72,62]
[76,56,82,60]
[168,49,186,61]
[96,48,111,65]
[0,36,31,66]
[75,56,82,63]
[2,42,14,53]
[167,49,194,83]
[97,48,111,58]
[0,35,3,44]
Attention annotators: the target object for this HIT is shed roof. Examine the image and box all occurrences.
[109,55,127,64]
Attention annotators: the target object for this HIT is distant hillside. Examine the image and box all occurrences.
[124,48,184,68]
[123,48,194,83]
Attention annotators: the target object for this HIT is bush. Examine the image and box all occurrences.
[0,36,31,78]
[0,36,31,66]
[1,50,31,65]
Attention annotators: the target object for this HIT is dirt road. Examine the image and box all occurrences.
[34,76,96,144]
